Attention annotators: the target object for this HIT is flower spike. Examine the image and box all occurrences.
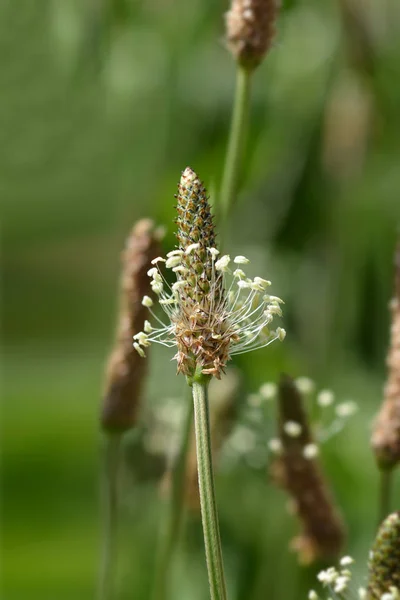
[133,167,284,379]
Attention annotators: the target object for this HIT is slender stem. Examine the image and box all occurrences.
[98,433,122,600]
[219,65,252,227]
[378,468,392,525]
[192,380,228,600]
[152,398,194,600]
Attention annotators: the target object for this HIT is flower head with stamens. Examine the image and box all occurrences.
[133,167,285,381]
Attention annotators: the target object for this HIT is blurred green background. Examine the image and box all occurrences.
[3,0,400,599]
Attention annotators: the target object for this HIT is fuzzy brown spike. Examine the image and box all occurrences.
[225,0,279,70]
[371,243,400,469]
[101,219,163,432]
[271,374,345,564]
[367,512,400,599]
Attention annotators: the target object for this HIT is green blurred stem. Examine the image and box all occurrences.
[98,433,122,600]
[219,65,252,226]
[152,398,194,600]
[378,468,392,524]
[192,379,228,600]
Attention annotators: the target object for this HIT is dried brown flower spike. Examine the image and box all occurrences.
[271,374,345,564]
[371,243,400,469]
[225,0,279,69]
[101,219,163,432]
[367,512,400,599]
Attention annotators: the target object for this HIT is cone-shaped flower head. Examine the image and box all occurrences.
[133,167,285,380]
[225,0,279,70]
[367,512,400,599]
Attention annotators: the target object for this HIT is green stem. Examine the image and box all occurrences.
[378,468,392,525]
[219,65,252,227]
[152,398,194,600]
[192,380,228,600]
[98,433,122,600]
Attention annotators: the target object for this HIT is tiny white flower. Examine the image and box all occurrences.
[295,377,315,394]
[340,556,354,566]
[172,265,188,274]
[142,295,153,307]
[133,332,151,347]
[259,382,277,400]
[151,280,163,295]
[144,320,153,333]
[166,255,182,268]
[317,389,335,407]
[308,591,319,600]
[147,267,159,278]
[276,327,286,341]
[185,242,200,255]
[172,280,187,292]
[303,443,319,459]
[151,256,166,264]
[268,304,283,317]
[284,421,302,437]
[233,268,246,278]
[133,342,146,357]
[268,438,282,453]
[266,295,284,304]
[234,255,250,264]
[317,567,338,585]
[215,255,231,271]
[166,249,184,257]
[358,587,367,599]
[253,277,271,289]
[237,279,251,289]
[335,401,358,418]
[334,575,349,593]
[208,247,219,258]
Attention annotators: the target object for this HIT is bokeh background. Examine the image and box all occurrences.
[3,0,400,599]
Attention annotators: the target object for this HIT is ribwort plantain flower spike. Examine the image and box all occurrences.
[133,167,285,381]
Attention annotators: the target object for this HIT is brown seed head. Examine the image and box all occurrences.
[173,167,238,379]
[367,512,400,599]
[225,0,279,70]
[371,243,400,469]
[271,374,345,564]
[101,219,163,432]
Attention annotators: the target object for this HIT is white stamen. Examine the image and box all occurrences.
[172,280,187,292]
[185,243,200,255]
[166,255,182,268]
[234,255,250,264]
[276,327,286,341]
[208,247,219,258]
[133,342,146,357]
[215,255,231,271]
[151,256,165,264]
[142,295,153,307]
